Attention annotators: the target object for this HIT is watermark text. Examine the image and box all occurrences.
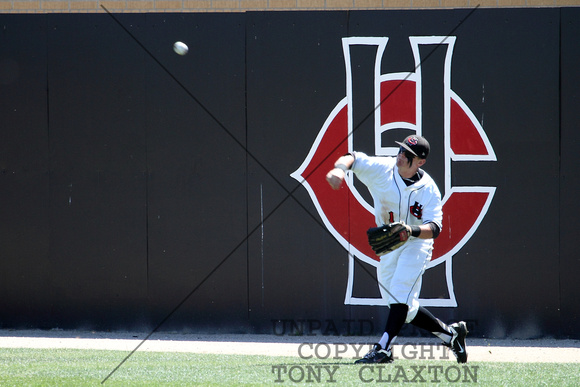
[271,365,339,383]
[272,319,374,336]
[359,365,479,383]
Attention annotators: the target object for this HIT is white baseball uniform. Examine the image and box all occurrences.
[351,151,443,322]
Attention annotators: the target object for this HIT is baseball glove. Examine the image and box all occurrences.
[367,222,411,256]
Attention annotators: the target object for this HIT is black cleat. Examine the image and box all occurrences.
[354,343,394,364]
[447,321,468,363]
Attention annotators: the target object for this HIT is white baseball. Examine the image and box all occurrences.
[173,41,188,55]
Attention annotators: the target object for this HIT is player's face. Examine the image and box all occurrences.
[397,147,416,168]
[396,147,425,172]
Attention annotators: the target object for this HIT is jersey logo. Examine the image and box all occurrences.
[291,36,496,307]
[410,202,423,220]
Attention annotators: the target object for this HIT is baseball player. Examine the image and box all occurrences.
[325,135,468,364]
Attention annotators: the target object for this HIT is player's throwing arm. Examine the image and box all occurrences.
[326,154,355,190]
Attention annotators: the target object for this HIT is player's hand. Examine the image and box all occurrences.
[326,168,345,190]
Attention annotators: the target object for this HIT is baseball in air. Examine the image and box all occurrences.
[173,41,188,55]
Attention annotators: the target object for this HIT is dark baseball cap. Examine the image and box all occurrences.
[395,135,430,159]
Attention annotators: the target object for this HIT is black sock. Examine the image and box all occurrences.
[409,306,453,341]
[381,303,408,349]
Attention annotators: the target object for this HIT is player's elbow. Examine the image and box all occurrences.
[428,222,441,239]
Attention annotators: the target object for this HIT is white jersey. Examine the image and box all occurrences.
[352,151,444,320]
[352,151,443,231]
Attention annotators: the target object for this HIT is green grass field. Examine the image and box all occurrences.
[0,347,577,386]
